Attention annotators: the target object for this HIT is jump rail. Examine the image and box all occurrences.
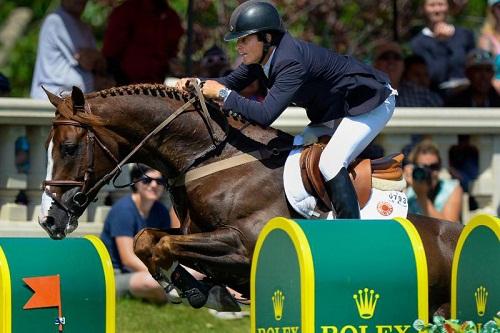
[0,236,115,333]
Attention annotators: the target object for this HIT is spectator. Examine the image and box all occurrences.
[102,0,184,85]
[372,40,404,89]
[478,0,500,94]
[30,0,109,99]
[405,140,463,222]
[444,48,500,107]
[100,164,179,303]
[410,0,475,96]
[0,73,11,97]
[198,45,231,78]
[448,135,479,210]
[397,54,443,107]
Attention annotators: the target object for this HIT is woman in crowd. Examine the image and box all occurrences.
[478,0,500,93]
[405,140,463,222]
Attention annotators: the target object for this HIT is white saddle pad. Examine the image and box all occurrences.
[283,135,409,219]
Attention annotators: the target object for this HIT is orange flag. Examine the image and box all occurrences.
[23,275,61,309]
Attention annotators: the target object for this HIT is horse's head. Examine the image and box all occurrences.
[39,86,117,239]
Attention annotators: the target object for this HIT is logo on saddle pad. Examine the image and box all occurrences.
[475,286,488,317]
[353,288,380,319]
[272,289,285,321]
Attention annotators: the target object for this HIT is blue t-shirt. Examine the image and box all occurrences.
[100,195,171,272]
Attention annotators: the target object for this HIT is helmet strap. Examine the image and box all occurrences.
[257,32,272,65]
[259,42,271,65]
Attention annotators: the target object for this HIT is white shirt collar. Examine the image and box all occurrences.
[422,27,435,37]
[261,48,276,78]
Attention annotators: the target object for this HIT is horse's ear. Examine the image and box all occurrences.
[71,86,86,114]
[42,86,62,107]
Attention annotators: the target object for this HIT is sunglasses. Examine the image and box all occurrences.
[139,177,167,186]
[415,163,441,171]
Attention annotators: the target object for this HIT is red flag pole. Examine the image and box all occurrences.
[58,305,63,332]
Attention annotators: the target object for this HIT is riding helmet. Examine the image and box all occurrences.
[224,1,285,41]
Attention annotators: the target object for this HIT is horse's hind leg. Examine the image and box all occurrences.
[144,227,249,311]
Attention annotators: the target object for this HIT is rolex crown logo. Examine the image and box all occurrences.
[353,288,380,319]
[475,286,488,317]
[272,289,285,321]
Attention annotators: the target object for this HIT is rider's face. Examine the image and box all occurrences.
[236,34,264,65]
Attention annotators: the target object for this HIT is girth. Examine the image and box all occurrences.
[299,136,404,210]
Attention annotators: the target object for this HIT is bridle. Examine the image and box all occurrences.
[42,119,120,214]
[42,82,225,217]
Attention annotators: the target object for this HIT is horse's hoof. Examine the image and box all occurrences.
[205,285,241,312]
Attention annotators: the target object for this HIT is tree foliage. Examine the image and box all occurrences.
[0,0,487,97]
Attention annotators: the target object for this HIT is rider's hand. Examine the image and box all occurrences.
[175,78,196,92]
[201,80,225,100]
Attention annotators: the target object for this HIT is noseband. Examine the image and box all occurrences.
[42,84,224,216]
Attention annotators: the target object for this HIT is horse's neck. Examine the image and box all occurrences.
[91,93,225,173]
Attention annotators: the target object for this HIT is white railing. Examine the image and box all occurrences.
[0,98,498,235]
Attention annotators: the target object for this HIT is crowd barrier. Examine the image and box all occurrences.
[251,215,499,333]
[0,235,115,333]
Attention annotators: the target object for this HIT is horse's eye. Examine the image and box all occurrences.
[61,143,78,156]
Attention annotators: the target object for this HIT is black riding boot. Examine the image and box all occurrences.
[325,167,360,219]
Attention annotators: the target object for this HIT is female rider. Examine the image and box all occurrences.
[177,0,397,219]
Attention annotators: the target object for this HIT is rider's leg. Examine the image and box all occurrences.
[318,90,396,218]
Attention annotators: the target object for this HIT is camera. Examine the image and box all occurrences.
[412,166,432,184]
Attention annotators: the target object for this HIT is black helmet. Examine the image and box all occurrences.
[224,1,284,41]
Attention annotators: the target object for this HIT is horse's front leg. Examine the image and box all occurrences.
[138,227,249,311]
[133,228,172,274]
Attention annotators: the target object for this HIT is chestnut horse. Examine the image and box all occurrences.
[39,84,462,315]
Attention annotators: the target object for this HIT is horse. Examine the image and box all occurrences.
[39,84,462,316]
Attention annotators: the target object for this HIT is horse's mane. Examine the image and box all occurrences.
[58,84,196,127]
[58,83,277,142]
[87,83,193,102]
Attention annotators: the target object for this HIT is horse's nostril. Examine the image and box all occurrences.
[45,215,56,226]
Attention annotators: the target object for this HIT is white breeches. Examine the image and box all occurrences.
[318,88,397,182]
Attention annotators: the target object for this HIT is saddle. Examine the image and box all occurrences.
[299,136,404,211]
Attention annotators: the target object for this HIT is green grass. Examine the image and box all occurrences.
[116,298,250,333]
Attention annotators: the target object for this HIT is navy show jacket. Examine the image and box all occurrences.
[217,33,391,127]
